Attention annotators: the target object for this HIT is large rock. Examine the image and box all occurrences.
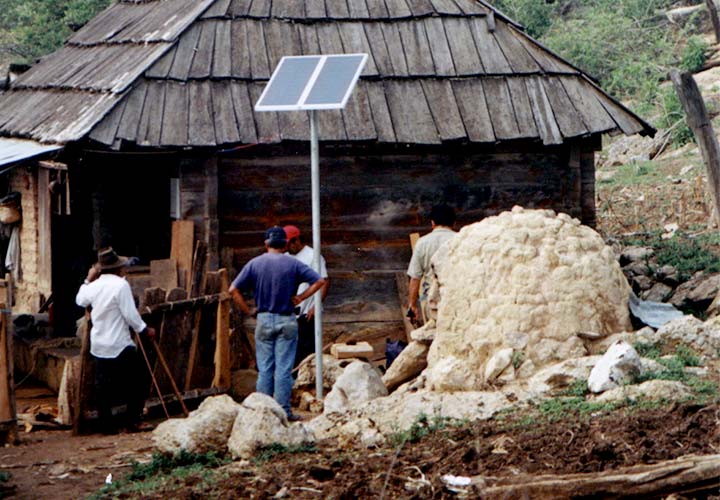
[654,315,720,357]
[594,380,692,403]
[382,341,429,391]
[620,246,654,266]
[324,361,388,414]
[588,341,642,393]
[227,393,314,459]
[152,395,241,455]
[294,354,355,393]
[425,207,632,390]
[669,273,720,311]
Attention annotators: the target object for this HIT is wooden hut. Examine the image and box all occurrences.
[0,0,653,355]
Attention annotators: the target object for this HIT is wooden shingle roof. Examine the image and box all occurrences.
[0,0,654,146]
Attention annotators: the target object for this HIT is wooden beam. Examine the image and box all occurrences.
[142,292,226,315]
[37,160,68,171]
[37,168,52,296]
[184,310,203,391]
[171,220,194,291]
[707,0,720,44]
[395,272,415,342]
[212,269,231,389]
[671,70,720,224]
[189,240,208,298]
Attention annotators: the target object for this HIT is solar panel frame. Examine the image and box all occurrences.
[254,53,368,112]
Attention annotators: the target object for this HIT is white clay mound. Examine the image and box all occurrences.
[425,206,632,391]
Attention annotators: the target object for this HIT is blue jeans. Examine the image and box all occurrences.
[255,312,298,415]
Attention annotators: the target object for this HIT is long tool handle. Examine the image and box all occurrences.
[151,335,189,416]
[135,332,170,420]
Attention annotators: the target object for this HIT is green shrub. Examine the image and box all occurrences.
[680,36,709,72]
[253,443,317,464]
[129,451,228,481]
[388,413,466,447]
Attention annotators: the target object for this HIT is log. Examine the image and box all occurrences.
[473,454,720,498]
[184,310,203,391]
[707,0,720,44]
[142,293,225,315]
[671,70,720,224]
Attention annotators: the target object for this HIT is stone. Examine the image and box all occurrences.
[331,342,373,360]
[620,246,654,266]
[153,395,241,455]
[295,354,355,393]
[642,282,673,302]
[522,356,600,400]
[594,380,692,403]
[656,265,679,287]
[230,369,257,399]
[324,361,388,414]
[227,393,314,459]
[298,391,316,412]
[309,389,513,447]
[623,261,651,278]
[410,324,436,344]
[588,341,642,393]
[632,275,653,292]
[425,208,631,389]
[587,332,636,355]
[382,341,429,392]
[654,315,720,357]
[484,348,514,382]
[670,273,720,310]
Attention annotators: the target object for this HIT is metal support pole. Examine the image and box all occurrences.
[310,110,324,399]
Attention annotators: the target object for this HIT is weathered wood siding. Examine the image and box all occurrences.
[218,140,597,354]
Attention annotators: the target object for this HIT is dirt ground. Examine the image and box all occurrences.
[112,402,718,499]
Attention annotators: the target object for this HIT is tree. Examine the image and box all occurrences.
[0,0,111,64]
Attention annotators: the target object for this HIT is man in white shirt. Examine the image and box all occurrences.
[76,247,155,433]
[407,205,456,323]
[284,225,329,369]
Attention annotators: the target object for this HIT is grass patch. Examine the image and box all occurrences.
[598,161,663,187]
[90,451,229,499]
[253,443,317,464]
[622,232,720,282]
[388,413,467,447]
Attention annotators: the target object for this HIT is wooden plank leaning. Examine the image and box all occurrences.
[0,275,17,445]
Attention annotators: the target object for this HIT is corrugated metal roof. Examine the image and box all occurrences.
[0,138,62,168]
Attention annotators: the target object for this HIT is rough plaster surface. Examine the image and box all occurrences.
[426,207,632,391]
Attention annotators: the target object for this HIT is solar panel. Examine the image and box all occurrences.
[254,54,368,112]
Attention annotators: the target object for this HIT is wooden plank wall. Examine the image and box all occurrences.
[216,140,598,355]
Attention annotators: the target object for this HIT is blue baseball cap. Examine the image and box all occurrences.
[264,226,287,246]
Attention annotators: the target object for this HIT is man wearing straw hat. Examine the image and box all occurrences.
[76,247,155,433]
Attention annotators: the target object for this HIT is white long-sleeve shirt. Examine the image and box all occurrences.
[75,274,147,359]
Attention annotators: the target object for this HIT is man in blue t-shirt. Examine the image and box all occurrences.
[229,226,326,420]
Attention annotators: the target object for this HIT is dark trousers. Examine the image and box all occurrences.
[293,314,316,369]
[93,345,147,432]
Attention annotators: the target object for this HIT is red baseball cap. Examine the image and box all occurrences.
[284,225,301,240]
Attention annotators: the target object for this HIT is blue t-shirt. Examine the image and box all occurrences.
[231,253,321,315]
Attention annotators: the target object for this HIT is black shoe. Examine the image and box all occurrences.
[287,413,303,422]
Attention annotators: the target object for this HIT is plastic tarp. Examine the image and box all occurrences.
[628,291,684,329]
[0,137,61,170]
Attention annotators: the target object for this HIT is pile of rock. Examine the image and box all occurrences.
[619,245,720,314]
[153,394,313,459]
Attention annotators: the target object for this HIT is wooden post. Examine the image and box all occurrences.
[38,168,52,296]
[706,0,720,44]
[0,276,17,445]
[671,70,720,225]
[212,269,231,389]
